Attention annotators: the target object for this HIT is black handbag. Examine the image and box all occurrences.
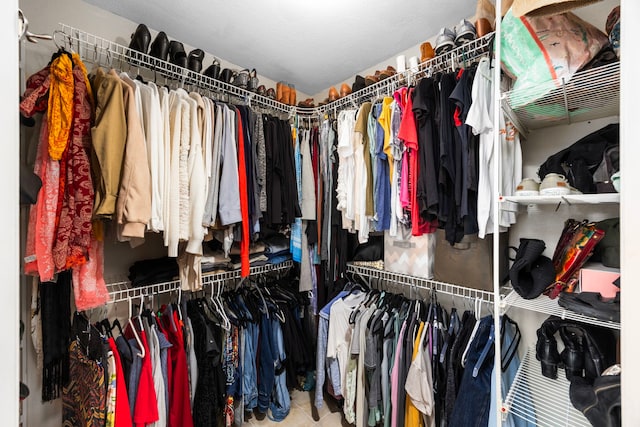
[219,68,234,84]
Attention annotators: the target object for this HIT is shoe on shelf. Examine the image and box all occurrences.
[129,23,151,54]
[539,173,571,196]
[149,31,169,61]
[435,27,456,55]
[281,83,291,105]
[276,81,286,102]
[515,178,540,196]
[454,19,476,46]
[219,68,234,83]
[420,42,435,63]
[289,84,297,106]
[365,74,380,86]
[379,66,396,80]
[256,85,266,96]
[340,83,352,98]
[248,69,259,92]
[475,18,493,37]
[169,40,187,68]
[298,98,315,108]
[328,86,339,102]
[352,75,365,93]
[266,87,276,100]
[187,49,204,73]
[203,58,221,80]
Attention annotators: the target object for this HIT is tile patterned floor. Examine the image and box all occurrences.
[241,389,350,426]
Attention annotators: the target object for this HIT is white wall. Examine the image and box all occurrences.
[2,1,20,425]
[619,0,638,424]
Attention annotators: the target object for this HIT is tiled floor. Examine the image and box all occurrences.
[241,389,350,426]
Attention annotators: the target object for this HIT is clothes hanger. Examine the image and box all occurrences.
[461,297,482,367]
[126,297,145,358]
[211,281,231,331]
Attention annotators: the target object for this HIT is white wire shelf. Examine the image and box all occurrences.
[503,346,590,427]
[105,260,293,304]
[56,24,302,116]
[500,193,620,206]
[322,33,495,114]
[502,62,620,135]
[501,289,620,330]
[57,23,493,118]
[346,263,495,302]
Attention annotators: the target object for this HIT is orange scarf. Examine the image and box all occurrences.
[47,54,74,160]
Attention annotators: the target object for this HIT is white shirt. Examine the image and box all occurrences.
[326,292,366,398]
[139,81,164,232]
[405,321,435,426]
[336,109,357,230]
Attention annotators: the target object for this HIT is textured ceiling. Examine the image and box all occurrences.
[84,0,476,94]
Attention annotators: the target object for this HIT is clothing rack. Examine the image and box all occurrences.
[56,23,493,118]
[346,263,495,303]
[106,260,293,304]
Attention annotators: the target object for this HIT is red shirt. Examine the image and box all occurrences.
[108,337,133,427]
[236,110,250,278]
[162,308,194,427]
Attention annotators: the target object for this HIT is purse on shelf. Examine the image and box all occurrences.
[545,219,605,299]
[248,68,259,92]
[219,68,234,84]
[232,68,249,89]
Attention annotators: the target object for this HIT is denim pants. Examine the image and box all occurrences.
[269,318,291,421]
[449,315,494,427]
[257,315,276,414]
[243,322,259,410]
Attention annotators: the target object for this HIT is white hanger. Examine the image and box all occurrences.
[211,282,230,331]
[126,297,145,359]
[461,298,482,368]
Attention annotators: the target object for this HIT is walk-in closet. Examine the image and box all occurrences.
[4,0,639,426]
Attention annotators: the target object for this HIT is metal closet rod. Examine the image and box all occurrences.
[346,263,495,303]
[106,260,294,305]
[56,23,494,118]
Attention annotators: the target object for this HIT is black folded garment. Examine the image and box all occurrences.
[558,291,620,322]
[128,257,179,287]
[264,233,290,254]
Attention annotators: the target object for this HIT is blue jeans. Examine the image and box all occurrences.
[243,322,259,410]
[257,315,276,414]
[269,318,291,421]
[449,315,494,427]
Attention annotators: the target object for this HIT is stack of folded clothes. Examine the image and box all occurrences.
[128,257,179,287]
[263,233,292,264]
[201,245,234,274]
[230,242,269,269]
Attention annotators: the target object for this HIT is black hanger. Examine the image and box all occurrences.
[49,47,72,65]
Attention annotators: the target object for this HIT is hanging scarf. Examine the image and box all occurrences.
[40,271,72,401]
[47,53,74,161]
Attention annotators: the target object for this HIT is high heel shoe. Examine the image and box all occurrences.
[203,58,221,80]
[129,24,151,54]
[187,49,205,73]
[169,40,187,68]
[149,31,169,61]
